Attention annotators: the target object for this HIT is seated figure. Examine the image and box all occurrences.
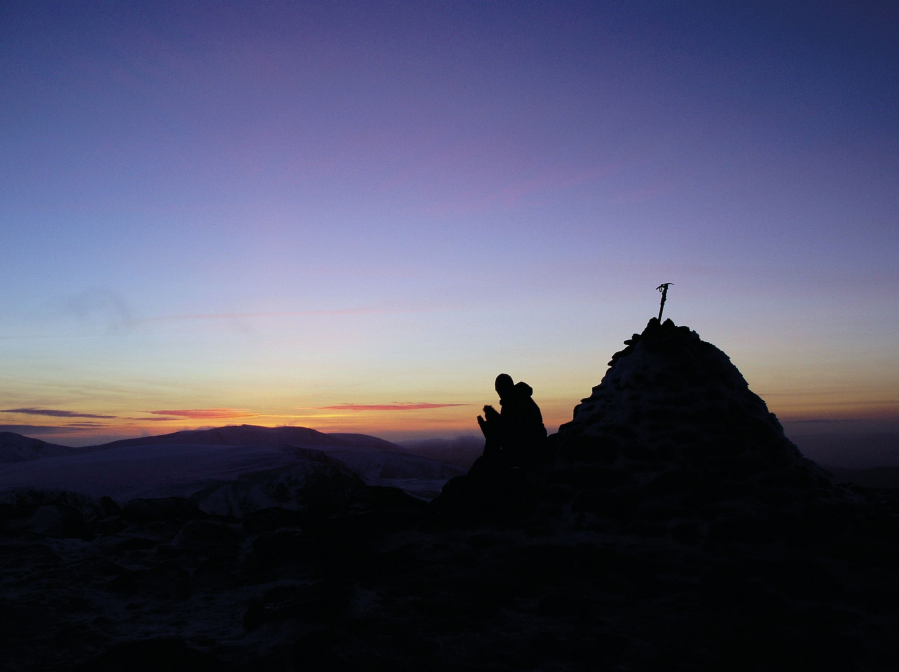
[435,374,548,516]
[477,373,547,470]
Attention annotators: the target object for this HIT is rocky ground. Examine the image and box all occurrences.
[1,485,898,671]
[2,319,898,671]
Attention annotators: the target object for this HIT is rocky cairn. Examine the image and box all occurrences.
[540,318,868,541]
[441,318,868,543]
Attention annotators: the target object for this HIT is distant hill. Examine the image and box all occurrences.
[90,424,356,451]
[0,432,74,463]
[824,465,899,489]
[329,433,404,451]
[0,425,463,502]
[399,435,484,468]
[790,432,899,469]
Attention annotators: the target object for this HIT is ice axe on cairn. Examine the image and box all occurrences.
[656,283,673,321]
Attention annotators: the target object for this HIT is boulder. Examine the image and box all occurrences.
[121,497,206,525]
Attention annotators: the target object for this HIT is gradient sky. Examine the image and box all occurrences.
[1,1,897,445]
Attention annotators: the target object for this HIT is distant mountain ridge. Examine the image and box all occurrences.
[89,424,375,451]
[0,425,409,462]
[329,433,404,451]
[791,432,899,469]
[0,432,74,463]
[825,464,899,489]
[0,425,464,502]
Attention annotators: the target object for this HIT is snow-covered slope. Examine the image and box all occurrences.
[0,443,330,502]
[328,449,465,499]
[0,425,464,504]
[190,459,365,517]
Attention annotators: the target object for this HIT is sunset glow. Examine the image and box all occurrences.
[1,2,896,446]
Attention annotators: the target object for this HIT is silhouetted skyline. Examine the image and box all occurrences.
[1,2,897,444]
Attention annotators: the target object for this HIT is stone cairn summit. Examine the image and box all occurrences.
[438,317,871,544]
[538,317,864,542]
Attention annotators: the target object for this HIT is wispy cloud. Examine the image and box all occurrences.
[0,423,107,435]
[58,287,134,333]
[1,424,70,435]
[783,418,838,424]
[146,308,412,323]
[124,416,179,422]
[316,403,469,412]
[148,409,255,419]
[1,408,116,419]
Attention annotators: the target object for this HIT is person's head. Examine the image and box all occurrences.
[495,373,514,399]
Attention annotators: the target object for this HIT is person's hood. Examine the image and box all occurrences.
[514,381,533,397]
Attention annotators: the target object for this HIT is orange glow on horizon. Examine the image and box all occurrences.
[6,392,899,448]
[148,408,256,419]
[313,403,470,412]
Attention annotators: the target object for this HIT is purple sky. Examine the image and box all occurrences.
[1,1,897,444]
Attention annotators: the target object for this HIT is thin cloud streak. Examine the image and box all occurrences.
[144,307,432,323]
[148,409,256,419]
[1,408,116,419]
[316,403,470,412]
[1,425,71,435]
[0,423,107,435]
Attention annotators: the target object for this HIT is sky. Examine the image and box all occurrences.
[0,0,897,446]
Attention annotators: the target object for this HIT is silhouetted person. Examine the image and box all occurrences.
[479,373,547,469]
[437,374,548,517]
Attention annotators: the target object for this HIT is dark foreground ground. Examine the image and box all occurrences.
[5,317,899,671]
[2,482,899,672]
